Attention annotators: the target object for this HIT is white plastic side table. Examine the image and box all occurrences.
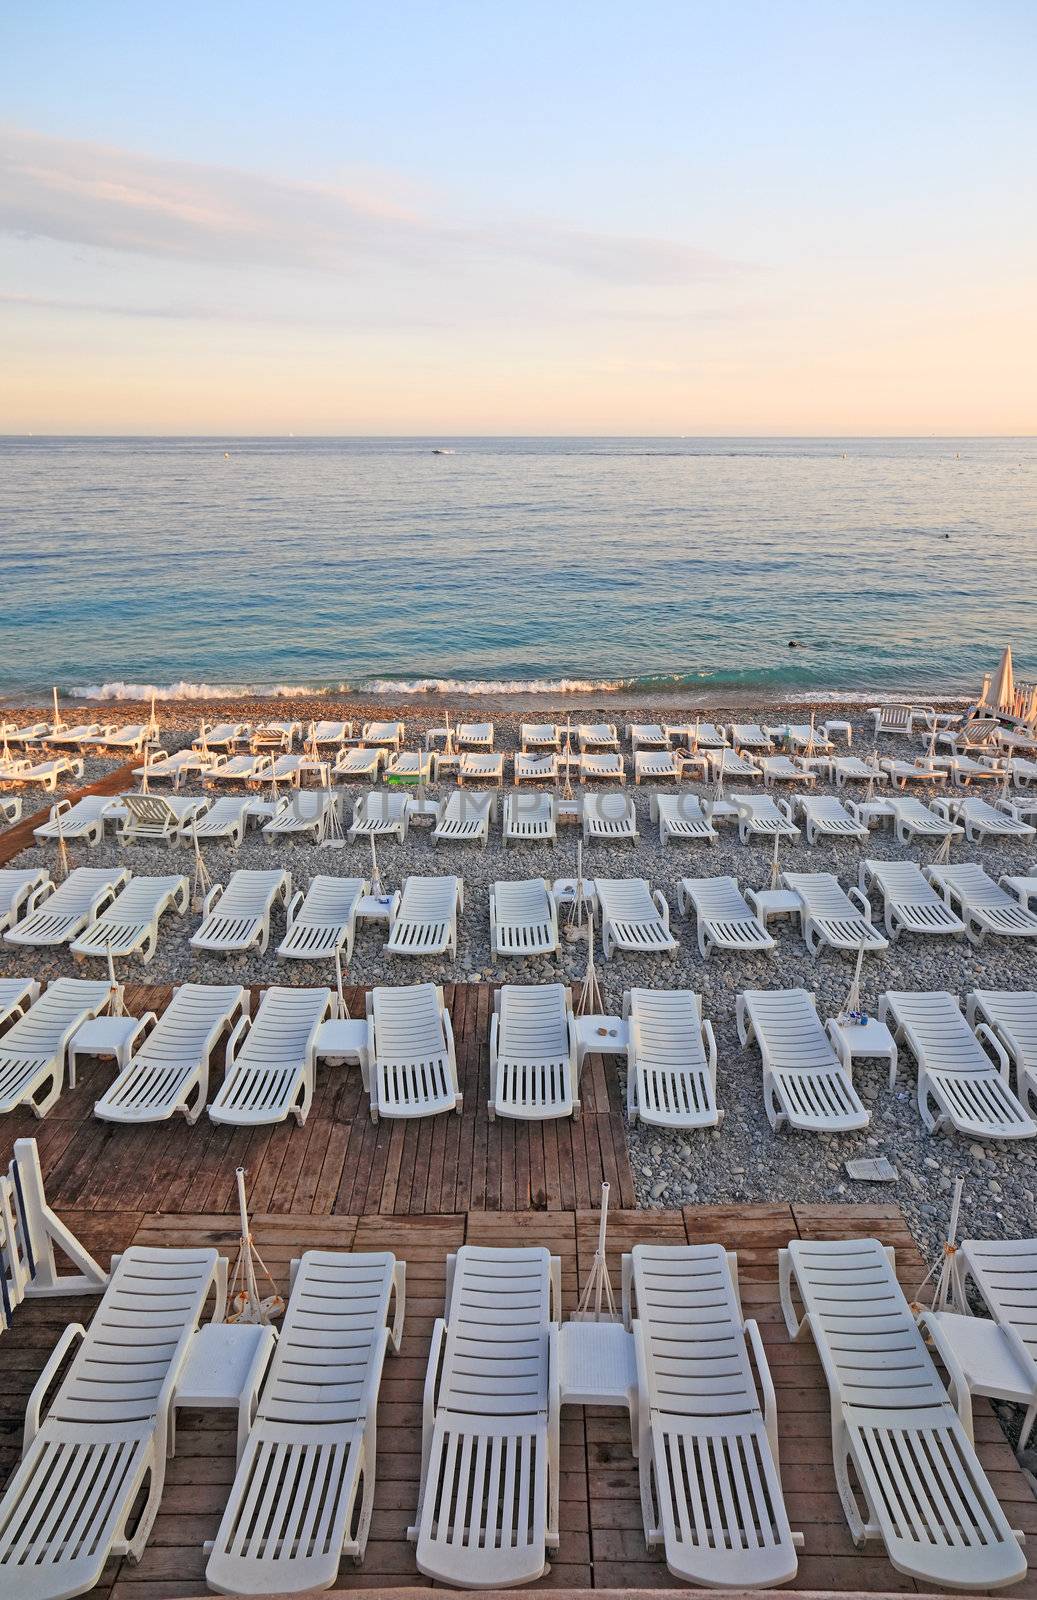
[356,893,399,924]
[823,719,853,746]
[855,800,895,829]
[575,1016,628,1067]
[1001,875,1037,913]
[558,1320,638,1452]
[553,878,598,916]
[706,800,740,824]
[171,1321,276,1464]
[67,1012,154,1087]
[315,1017,371,1090]
[826,1016,898,1088]
[746,888,802,928]
[922,1311,1037,1445]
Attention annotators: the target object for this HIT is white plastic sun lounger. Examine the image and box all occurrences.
[886,795,962,843]
[251,720,300,752]
[195,722,248,748]
[367,983,460,1119]
[870,703,933,735]
[263,789,337,843]
[732,793,799,842]
[348,790,410,841]
[43,723,100,749]
[968,990,1037,1118]
[456,721,493,748]
[0,868,52,935]
[133,748,210,785]
[651,792,717,846]
[936,795,1036,843]
[667,721,726,749]
[457,751,504,786]
[582,790,637,842]
[205,753,272,787]
[206,1249,404,1594]
[69,873,189,965]
[578,722,618,751]
[1,722,50,744]
[1,757,83,791]
[490,878,559,957]
[949,753,1004,787]
[579,751,625,783]
[1008,757,1037,786]
[859,859,966,941]
[191,795,254,846]
[307,718,352,747]
[385,875,462,957]
[190,868,290,954]
[432,789,496,846]
[624,988,720,1128]
[728,722,774,752]
[0,797,20,827]
[634,749,678,783]
[411,1244,559,1587]
[387,750,436,783]
[489,984,577,1119]
[778,1236,1025,1589]
[778,723,834,754]
[596,878,677,958]
[4,866,130,948]
[514,751,559,783]
[118,792,209,844]
[880,757,945,789]
[678,876,775,958]
[33,795,115,847]
[0,977,115,1117]
[503,790,557,844]
[362,719,404,749]
[334,745,386,780]
[208,985,332,1126]
[737,988,870,1132]
[945,1236,1037,1446]
[830,755,887,787]
[793,793,869,844]
[781,871,888,955]
[0,977,40,1031]
[521,722,562,750]
[80,722,152,754]
[626,1243,798,1586]
[94,982,247,1124]
[627,723,667,750]
[277,875,367,962]
[0,1243,224,1600]
[927,862,1037,944]
[759,754,812,786]
[880,989,1037,1139]
[706,746,760,781]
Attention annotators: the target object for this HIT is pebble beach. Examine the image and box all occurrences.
[3,689,1034,1266]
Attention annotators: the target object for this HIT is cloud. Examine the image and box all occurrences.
[0,124,734,287]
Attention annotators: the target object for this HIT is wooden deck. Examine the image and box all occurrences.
[2,1203,1034,1599]
[0,759,138,865]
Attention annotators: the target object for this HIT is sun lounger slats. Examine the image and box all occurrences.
[732,793,798,841]
[881,988,1036,1139]
[0,868,51,934]
[778,1236,1026,1589]
[385,876,461,958]
[859,859,967,941]
[69,874,188,964]
[490,878,559,957]
[794,795,869,843]
[781,872,888,955]
[629,1243,797,1587]
[737,987,870,1132]
[596,879,676,958]
[190,869,289,955]
[33,796,114,846]
[887,796,961,842]
[0,978,113,1117]
[503,791,557,844]
[928,863,1037,943]
[432,790,495,846]
[4,867,130,948]
[583,791,637,842]
[191,796,253,844]
[968,990,1037,1116]
[650,793,716,846]
[278,876,366,961]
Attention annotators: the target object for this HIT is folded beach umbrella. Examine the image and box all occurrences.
[993,646,1014,713]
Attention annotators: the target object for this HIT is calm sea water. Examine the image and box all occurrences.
[0,436,1034,702]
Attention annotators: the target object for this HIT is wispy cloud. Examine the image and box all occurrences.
[0,124,734,287]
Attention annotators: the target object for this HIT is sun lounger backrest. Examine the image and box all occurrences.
[883,991,988,1071]
[49,1244,219,1424]
[399,876,458,919]
[628,988,703,1063]
[631,1244,756,1416]
[241,987,329,1063]
[136,984,245,1063]
[258,1250,396,1426]
[218,871,285,914]
[296,876,364,920]
[740,989,835,1070]
[495,878,551,924]
[929,864,1005,905]
[866,861,939,901]
[98,876,184,922]
[787,1238,946,1410]
[372,984,445,1056]
[498,985,569,1055]
[958,1238,1037,1369]
[439,1245,552,1417]
[597,879,656,921]
[970,991,1037,1070]
[683,876,753,919]
[782,873,853,916]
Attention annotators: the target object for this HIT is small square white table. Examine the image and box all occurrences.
[315,1017,371,1090]
[822,719,853,746]
[171,1321,277,1464]
[705,799,740,825]
[826,1016,898,1088]
[746,888,802,928]
[558,1319,638,1452]
[67,1012,153,1087]
[854,799,895,828]
[1001,875,1037,912]
[553,878,598,917]
[575,1015,628,1067]
[922,1311,1037,1445]
[356,893,398,924]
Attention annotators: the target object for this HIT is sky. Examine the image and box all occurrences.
[1,1,1035,435]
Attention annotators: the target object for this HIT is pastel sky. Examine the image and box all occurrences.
[2,1,1035,434]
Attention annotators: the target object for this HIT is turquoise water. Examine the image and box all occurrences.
[0,436,1034,701]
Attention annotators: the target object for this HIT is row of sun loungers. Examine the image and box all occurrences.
[1,1218,1031,1595]
[6,965,1037,1139]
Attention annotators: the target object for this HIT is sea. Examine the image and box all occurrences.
[0,436,1034,704]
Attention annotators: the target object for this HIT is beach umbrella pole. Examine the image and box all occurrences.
[227,1168,285,1324]
[575,1182,619,1322]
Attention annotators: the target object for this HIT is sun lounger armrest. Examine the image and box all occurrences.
[421,1317,446,1447]
[26,880,55,913]
[357,1325,391,1423]
[974,1022,1012,1080]
[631,1320,654,1512]
[24,1324,86,1448]
[776,798,794,822]
[929,798,952,819]
[284,889,303,931]
[621,1253,633,1329]
[547,1323,560,1544]
[202,882,224,916]
[917,1311,976,1434]
[744,1317,780,1467]
[566,1013,581,1085]
[224,1014,250,1067]
[847,886,874,921]
[651,889,670,928]
[701,1017,717,1071]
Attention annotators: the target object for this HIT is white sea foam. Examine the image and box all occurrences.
[70,680,324,702]
[358,676,623,695]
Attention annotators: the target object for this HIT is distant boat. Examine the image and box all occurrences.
[431,448,455,455]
